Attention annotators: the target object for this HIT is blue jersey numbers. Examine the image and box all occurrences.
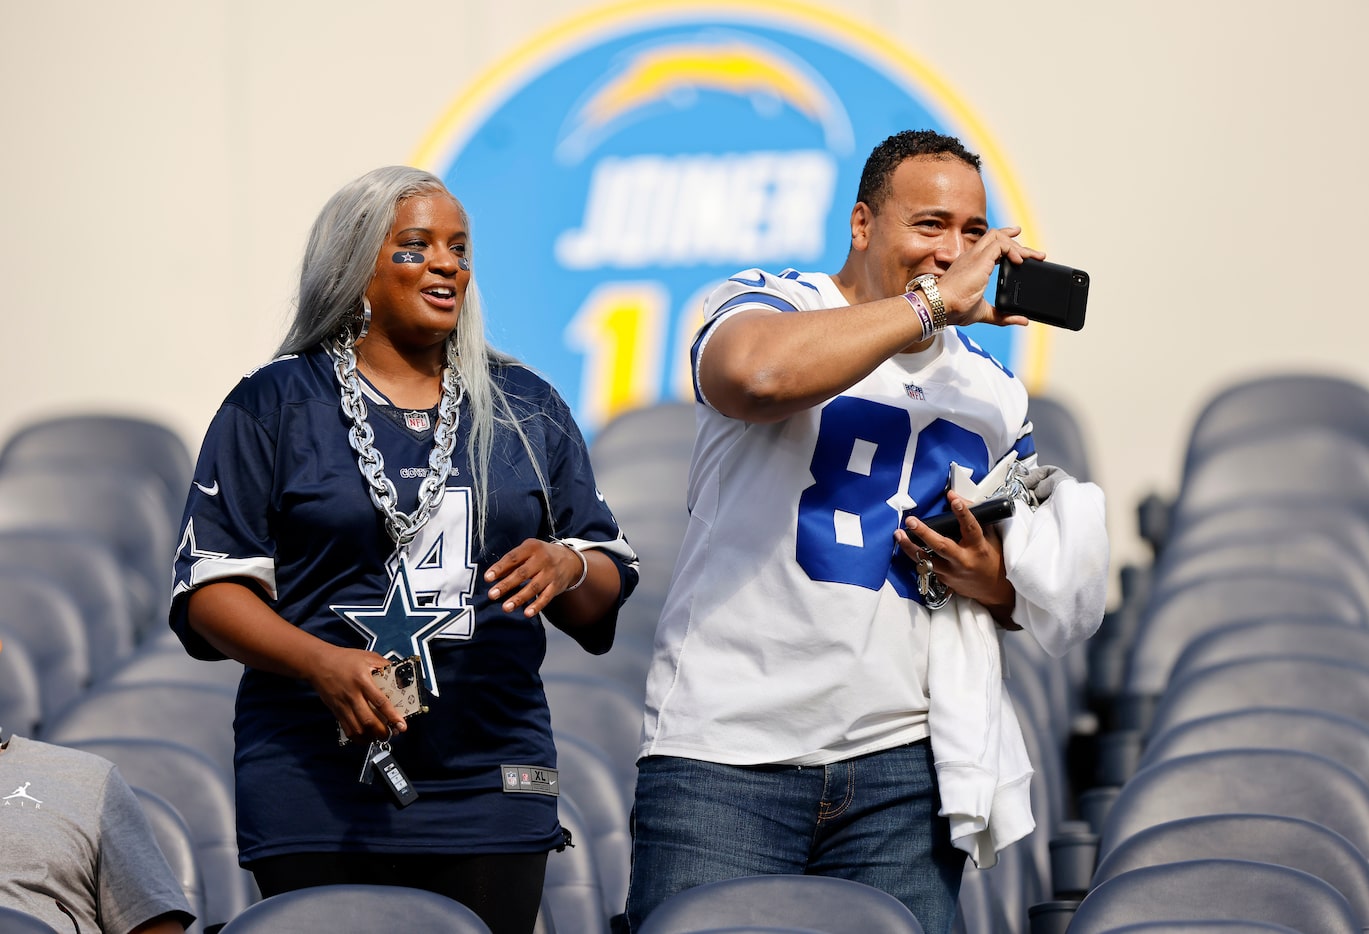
[795,397,990,600]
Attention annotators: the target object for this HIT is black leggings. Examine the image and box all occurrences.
[247,851,548,934]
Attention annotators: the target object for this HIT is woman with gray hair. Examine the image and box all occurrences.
[170,166,639,934]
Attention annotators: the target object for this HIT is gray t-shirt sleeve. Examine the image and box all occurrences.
[96,768,195,934]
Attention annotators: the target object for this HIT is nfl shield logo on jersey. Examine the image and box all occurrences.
[404,411,431,432]
[904,382,926,400]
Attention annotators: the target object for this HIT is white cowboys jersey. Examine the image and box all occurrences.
[640,268,1035,766]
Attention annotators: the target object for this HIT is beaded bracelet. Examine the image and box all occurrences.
[553,539,589,592]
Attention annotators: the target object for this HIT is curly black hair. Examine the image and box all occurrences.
[855,130,981,213]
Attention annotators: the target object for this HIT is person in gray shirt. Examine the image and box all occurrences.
[0,639,194,934]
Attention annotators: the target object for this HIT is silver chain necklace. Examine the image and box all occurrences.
[331,334,464,548]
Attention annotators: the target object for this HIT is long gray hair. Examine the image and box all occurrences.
[278,165,548,545]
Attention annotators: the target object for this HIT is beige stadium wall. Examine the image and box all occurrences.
[2,0,1366,593]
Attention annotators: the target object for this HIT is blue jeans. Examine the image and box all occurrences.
[625,740,965,934]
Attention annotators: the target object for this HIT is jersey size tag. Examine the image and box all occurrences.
[500,765,559,796]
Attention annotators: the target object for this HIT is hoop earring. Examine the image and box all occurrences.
[356,297,372,341]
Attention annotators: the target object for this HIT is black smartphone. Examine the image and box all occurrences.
[996,258,1089,331]
[906,495,1016,549]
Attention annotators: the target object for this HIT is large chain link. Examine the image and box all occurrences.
[331,333,464,548]
[996,458,1040,511]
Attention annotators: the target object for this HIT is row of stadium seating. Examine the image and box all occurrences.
[0,415,196,730]
[1032,373,1369,932]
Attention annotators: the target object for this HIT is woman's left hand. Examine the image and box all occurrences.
[485,538,585,617]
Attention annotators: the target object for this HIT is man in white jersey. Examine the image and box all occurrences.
[625,130,1107,934]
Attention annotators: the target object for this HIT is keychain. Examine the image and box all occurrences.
[915,550,952,610]
[357,727,418,808]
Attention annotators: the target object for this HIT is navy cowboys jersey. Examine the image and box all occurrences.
[640,269,1036,766]
[171,347,638,861]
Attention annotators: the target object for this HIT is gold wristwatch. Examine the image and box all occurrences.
[907,274,946,332]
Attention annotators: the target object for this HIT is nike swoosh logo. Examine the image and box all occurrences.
[195,480,219,496]
[728,273,765,287]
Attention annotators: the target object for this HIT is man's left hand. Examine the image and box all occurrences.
[895,490,1020,627]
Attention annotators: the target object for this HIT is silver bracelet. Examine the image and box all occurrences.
[553,539,589,592]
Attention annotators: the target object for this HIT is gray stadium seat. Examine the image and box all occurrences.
[104,645,245,692]
[588,401,695,640]
[544,793,609,934]
[1145,655,1369,742]
[1067,859,1357,933]
[130,786,207,934]
[1091,814,1369,928]
[543,672,643,799]
[1166,428,1369,535]
[953,864,1012,934]
[982,836,1043,934]
[1096,748,1369,862]
[543,623,651,704]
[555,733,631,920]
[0,633,42,737]
[1026,394,1093,482]
[0,466,172,641]
[636,874,926,934]
[1167,618,1369,685]
[0,572,90,720]
[0,529,136,679]
[0,412,195,527]
[1096,923,1300,934]
[1140,706,1369,780]
[1145,536,1369,616]
[1119,574,1365,725]
[42,681,237,777]
[217,883,493,933]
[1178,373,1369,481]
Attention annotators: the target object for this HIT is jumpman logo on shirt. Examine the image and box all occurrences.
[3,781,43,807]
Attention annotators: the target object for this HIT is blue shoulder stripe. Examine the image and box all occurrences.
[779,269,820,292]
[728,273,766,287]
[693,291,792,403]
[715,292,798,316]
[954,329,1015,379]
